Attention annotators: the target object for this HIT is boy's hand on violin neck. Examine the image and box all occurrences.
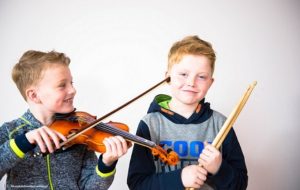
[25,126,67,153]
[102,136,130,166]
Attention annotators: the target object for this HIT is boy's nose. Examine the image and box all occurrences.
[69,85,77,95]
[186,76,195,87]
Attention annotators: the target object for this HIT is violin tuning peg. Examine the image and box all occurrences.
[167,148,172,153]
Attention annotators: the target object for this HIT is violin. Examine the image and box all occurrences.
[45,110,179,166]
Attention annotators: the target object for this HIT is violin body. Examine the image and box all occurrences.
[50,112,129,153]
[49,111,179,166]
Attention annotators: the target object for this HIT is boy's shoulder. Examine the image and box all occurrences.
[0,118,21,141]
[1,118,21,129]
[141,111,162,124]
[0,110,34,137]
[211,110,226,120]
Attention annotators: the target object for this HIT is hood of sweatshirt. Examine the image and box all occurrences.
[147,94,213,124]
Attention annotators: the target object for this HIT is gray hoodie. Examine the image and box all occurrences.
[0,110,115,190]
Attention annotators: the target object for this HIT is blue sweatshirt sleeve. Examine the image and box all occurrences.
[208,129,248,190]
[127,121,185,190]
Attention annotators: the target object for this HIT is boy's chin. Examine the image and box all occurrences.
[180,99,200,105]
[58,106,75,114]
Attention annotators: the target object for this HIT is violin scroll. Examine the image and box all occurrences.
[151,145,179,166]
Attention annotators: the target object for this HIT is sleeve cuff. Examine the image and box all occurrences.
[10,139,26,158]
[14,134,36,153]
[96,154,118,177]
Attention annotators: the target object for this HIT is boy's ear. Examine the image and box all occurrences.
[26,88,41,103]
[209,77,215,87]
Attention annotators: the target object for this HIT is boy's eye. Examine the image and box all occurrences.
[199,75,206,79]
[58,83,66,88]
[178,73,188,77]
[198,75,210,81]
[58,81,73,88]
[58,81,69,88]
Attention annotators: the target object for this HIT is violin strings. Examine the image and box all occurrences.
[97,123,145,144]
[66,115,156,148]
[97,123,155,148]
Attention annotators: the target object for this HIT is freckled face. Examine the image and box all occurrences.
[168,54,214,108]
[35,64,76,114]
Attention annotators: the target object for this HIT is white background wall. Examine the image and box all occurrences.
[0,0,299,189]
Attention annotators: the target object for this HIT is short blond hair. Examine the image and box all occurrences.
[12,50,70,100]
[167,35,216,74]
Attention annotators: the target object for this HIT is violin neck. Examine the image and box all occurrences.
[96,122,156,149]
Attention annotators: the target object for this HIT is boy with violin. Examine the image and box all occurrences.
[127,35,248,189]
[0,50,130,189]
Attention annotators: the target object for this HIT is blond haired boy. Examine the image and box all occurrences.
[0,50,129,189]
[127,36,248,190]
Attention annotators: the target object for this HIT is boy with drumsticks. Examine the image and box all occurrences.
[0,50,130,189]
[127,35,248,189]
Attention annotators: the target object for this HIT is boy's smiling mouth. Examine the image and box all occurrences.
[64,97,74,103]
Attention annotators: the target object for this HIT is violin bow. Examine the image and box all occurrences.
[186,81,257,190]
[34,77,170,157]
[61,77,170,146]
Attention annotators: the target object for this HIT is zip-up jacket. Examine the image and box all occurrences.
[0,110,116,190]
[127,94,248,190]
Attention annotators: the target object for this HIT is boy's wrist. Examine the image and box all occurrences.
[97,154,118,173]
[15,133,36,153]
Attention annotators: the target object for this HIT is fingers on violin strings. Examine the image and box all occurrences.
[38,127,54,153]
[110,136,126,156]
[55,131,67,142]
[33,129,47,153]
[115,136,128,152]
[45,127,61,153]
[45,128,62,150]
[103,137,113,153]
